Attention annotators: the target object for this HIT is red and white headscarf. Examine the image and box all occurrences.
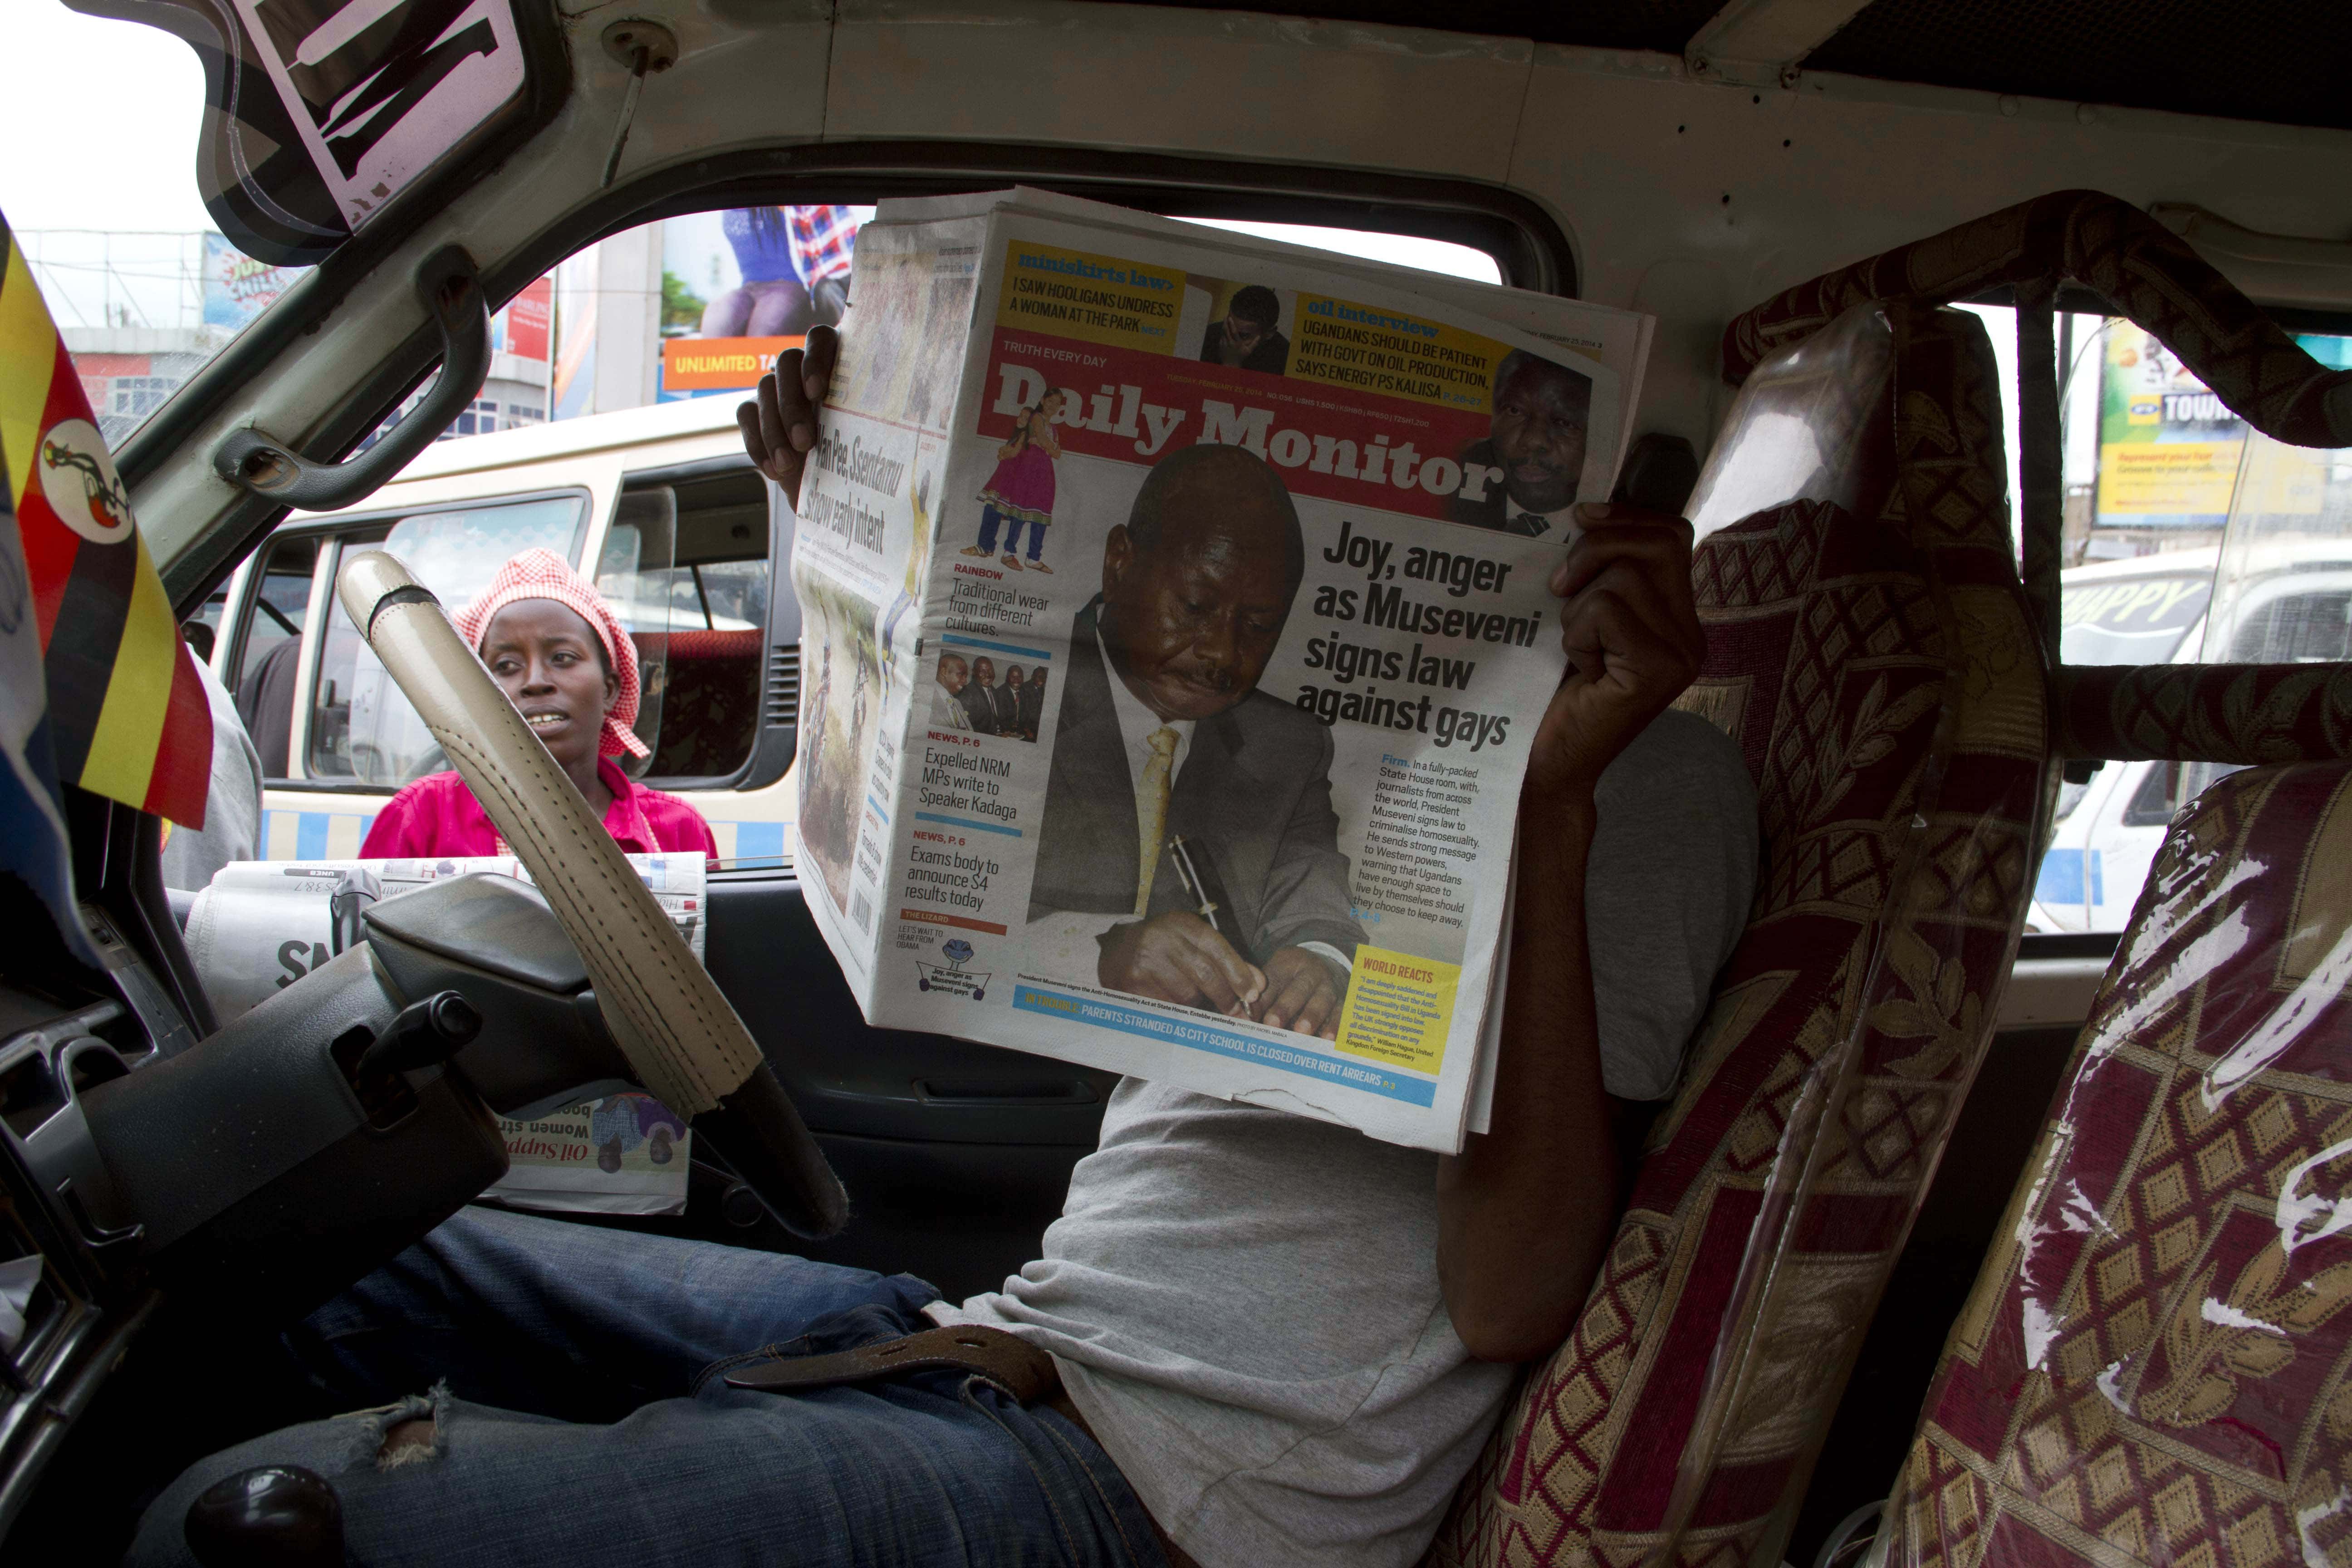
[454,548,650,759]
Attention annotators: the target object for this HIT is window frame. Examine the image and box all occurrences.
[158,143,1577,615]
[612,453,795,795]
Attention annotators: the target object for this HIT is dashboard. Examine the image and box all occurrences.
[0,795,203,1534]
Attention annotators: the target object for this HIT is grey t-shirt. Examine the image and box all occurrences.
[942,709,1757,1567]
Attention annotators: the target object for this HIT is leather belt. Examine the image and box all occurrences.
[725,1322,1057,1401]
[726,1324,1202,1568]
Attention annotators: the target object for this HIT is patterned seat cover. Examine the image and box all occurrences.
[1879,759,2352,1568]
[1430,301,2049,1568]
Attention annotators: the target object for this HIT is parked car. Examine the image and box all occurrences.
[2034,533,2352,931]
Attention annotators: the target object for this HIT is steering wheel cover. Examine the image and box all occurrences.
[337,550,847,1235]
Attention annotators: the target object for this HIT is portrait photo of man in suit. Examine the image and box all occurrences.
[929,652,973,731]
[1449,348,1592,538]
[960,655,1003,734]
[997,666,1027,736]
[1028,443,1364,1038]
[1016,666,1046,742]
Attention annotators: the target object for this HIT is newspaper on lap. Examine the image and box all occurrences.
[184,853,707,1213]
[792,189,1652,1152]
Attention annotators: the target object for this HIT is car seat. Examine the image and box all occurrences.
[1433,189,2352,1568]
[1431,295,2048,1568]
[636,626,765,778]
[1876,757,2352,1568]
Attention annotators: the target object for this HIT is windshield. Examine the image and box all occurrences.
[1,6,284,449]
[6,1,546,452]
[9,0,1509,465]
[312,496,586,785]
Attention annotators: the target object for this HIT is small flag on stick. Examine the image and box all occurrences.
[0,211,212,827]
[0,421,99,967]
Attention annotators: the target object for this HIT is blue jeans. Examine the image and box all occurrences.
[127,1206,1166,1568]
[975,507,1049,562]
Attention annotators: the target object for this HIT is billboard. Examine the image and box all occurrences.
[656,206,870,401]
[2094,321,2246,529]
[496,274,552,363]
[201,232,302,329]
[659,334,799,394]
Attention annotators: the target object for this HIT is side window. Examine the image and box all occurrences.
[2201,436,2352,675]
[695,559,771,631]
[1975,316,2352,935]
[2121,763,2177,829]
[235,538,318,687]
[592,487,681,776]
[2221,588,2352,664]
[603,466,781,784]
[305,528,390,781]
[307,496,585,784]
[2122,760,2249,829]
[181,588,226,664]
[2058,574,2211,665]
[233,535,320,779]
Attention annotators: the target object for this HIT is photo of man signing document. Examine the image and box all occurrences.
[1025,444,1362,1038]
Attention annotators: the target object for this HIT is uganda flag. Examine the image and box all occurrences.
[0,213,212,828]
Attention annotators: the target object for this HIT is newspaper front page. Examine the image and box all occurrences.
[791,192,1650,1151]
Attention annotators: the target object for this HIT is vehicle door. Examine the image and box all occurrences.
[33,0,1571,1304]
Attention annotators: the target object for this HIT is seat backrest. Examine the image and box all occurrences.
[1431,300,2049,1568]
[632,627,765,778]
[1878,758,2352,1568]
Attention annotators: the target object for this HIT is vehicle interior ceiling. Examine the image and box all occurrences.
[7,0,2352,1560]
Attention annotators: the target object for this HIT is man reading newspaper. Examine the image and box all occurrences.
[135,328,1756,1568]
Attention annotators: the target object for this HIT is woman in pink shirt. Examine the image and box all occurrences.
[361,549,718,860]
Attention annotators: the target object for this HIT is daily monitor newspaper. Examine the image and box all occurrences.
[791,190,1651,1151]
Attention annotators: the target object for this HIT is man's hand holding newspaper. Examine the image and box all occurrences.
[740,324,837,504]
[1437,500,1708,1361]
[1530,506,1709,800]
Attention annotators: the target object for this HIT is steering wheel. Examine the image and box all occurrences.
[337,550,848,1237]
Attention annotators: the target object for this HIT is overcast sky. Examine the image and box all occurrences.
[3,2,213,234]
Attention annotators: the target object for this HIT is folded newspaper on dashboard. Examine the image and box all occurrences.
[184,853,707,1214]
[790,188,1651,1152]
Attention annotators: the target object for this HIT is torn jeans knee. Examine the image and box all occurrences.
[345,1381,449,1471]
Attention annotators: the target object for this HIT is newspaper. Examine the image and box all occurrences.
[791,190,1650,1151]
[185,852,707,1213]
[184,861,383,1021]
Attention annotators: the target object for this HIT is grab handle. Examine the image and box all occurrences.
[216,246,489,513]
